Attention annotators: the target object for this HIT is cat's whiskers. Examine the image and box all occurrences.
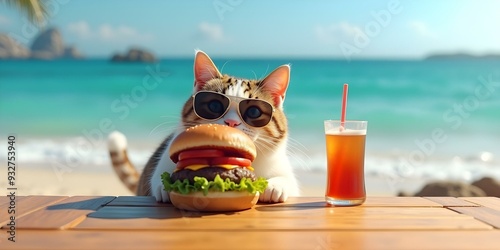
[220,60,231,73]
[287,137,309,156]
[240,127,257,139]
[255,133,279,145]
[284,136,312,170]
[254,135,280,154]
[150,124,179,134]
[254,139,277,155]
[250,83,266,97]
[257,133,312,171]
[150,119,204,138]
[180,121,201,129]
[148,117,181,137]
[148,128,176,138]
[260,64,270,79]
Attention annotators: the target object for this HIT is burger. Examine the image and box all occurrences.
[161,124,267,212]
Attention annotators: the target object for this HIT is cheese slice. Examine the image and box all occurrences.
[174,164,254,172]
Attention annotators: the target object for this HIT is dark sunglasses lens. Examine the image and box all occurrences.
[194,92,230,119]
[240,100,273,127]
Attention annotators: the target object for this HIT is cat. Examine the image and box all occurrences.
[108,50,299,203]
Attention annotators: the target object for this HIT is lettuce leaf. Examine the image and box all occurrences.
[161,172,268,196]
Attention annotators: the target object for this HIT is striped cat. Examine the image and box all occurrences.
[108,50,299,203]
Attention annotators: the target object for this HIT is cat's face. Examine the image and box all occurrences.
[181,50,290,151]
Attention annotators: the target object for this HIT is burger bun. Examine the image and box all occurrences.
[169,124,257,162]
[169,191,260,212]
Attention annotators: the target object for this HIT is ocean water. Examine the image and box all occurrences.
[1,59,500,188]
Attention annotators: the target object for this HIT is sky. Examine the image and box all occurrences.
[0,0,500,59]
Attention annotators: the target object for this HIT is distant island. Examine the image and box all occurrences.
[1,27,157,62]
[0,27,83,60]
[110,48,157,63]
[425,53,500,60]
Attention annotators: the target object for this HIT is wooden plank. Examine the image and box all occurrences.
[12,196,115,230]
[0,196,27,207]
[106,196,171,207]
[0,196,68,227]
[424,197,480,207]
[76,210,490,230]
[77,216,487,230]
[5,230,500,250]
[261,196,442,208]
[87,206,180,219]
[0,195,16,207]
[85,206,467,220]
[107,196,323,207]
[363,197,442,207]
[252,206,464,218]
[104,196,443,208]
[460,197,500,210]
[451,206,500,229]
[268,196,328,207]
[0,196,6,206]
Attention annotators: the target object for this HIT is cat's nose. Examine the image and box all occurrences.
[224,119,241,127]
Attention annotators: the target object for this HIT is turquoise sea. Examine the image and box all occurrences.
[1,59,500,185]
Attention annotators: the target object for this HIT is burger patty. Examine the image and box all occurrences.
[170,167,256,184]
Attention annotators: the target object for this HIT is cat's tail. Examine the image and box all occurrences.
[107,131,140,193]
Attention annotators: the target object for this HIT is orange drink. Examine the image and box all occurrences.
[324,120,367,206]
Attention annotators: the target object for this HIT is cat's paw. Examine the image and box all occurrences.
[259,177,289,203]
[152,181,170,203]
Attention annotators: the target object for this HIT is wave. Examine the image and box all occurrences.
[1,137,497,184]
[0,137,152,173]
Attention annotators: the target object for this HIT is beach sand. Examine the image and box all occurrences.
[3,164,132,196]
[1,164,428,198]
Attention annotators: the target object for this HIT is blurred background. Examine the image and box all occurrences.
[1,0,499,197]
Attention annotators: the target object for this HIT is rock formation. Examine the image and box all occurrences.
[111,48,156,63]
[62,46,83,59]
[30,27,65,59]
[472,177,500,197]
[0,34,30,59]
[399,181,486,197]
[400,177,500,197]
[425,53,500,60]
[0,27,84,60]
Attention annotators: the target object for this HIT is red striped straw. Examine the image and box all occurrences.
[340,83,348,128]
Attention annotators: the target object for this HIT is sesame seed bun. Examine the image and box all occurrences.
[169,124,257,162]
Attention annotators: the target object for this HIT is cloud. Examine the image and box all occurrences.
[67,21,91,38]
[197,22,226,42]
[409,21,434,37]
[98,24,143,41]
[66,21,153,42]
[0,14,10,26]
[315,22,363,44]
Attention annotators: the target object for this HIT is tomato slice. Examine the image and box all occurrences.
[210,157,251,167]
[178,149,225,161]
[176,149,252,170]
[176,158,210,170]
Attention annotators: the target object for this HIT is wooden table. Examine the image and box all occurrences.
[2,196,500,249]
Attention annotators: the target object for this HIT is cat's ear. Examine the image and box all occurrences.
[193,50,222,92]
[260,65,290,109]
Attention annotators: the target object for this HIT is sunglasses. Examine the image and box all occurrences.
[192,91,275,127]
